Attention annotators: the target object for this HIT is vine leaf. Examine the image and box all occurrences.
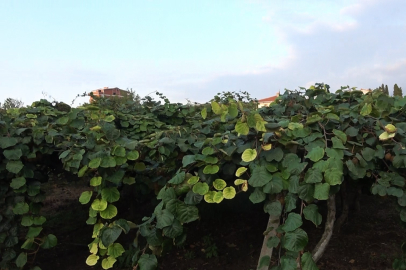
[248,165,272,187]
[282,213,303,232]
[192,182,209,195]
[101,256,117,269]
[305,147,325,162]
[107,243,125,258]
[242,149,257,162]
[86,254,100,266]
[91,199,108,211]
[15,252,27,268]
[314,183,330,200]
[100,204,118,219]
[223,187,236,199]
[301,252,318,270]
[138,254,158,270]
[303,204,322,226]
[213,179,227,190]
[79,191,93,204]
[283,228,308,252]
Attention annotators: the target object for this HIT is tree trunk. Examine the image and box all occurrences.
[312,194,336,263]
[257,214,281,270]
[335,182,348,233]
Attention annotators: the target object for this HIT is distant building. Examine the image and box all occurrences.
[258,92,280,108]
[89,87,129,102]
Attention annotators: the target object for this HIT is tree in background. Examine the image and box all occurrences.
[0,98,24,109]
[385,84,389,95]
[394,84,403,97]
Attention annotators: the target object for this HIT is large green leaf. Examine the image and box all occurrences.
[192,182,209,195]
[13,202,29,215]
[101,256,117,269]
[282,213,303,232]
[303,204,322,226]
[248,165,272,187]
[235,120,249,135]
[283,228,308,252]
[213,179,227,190]
[241,149,257,162]
[138,254,158,270]
[100,204,118,219]
[301,252,319,270]
[305,147,324,162]
[156,209,175,229]
[41,234,57,249]
[79,191,93,204]
[203,165,219,174]
[101,187,120,203]
[10,177,26,189]
[0,137,18,148]
[3,149,22,160]
[101,226,122,247]
[304,168,323,184]
[168,171,186,184]
[6,160,24,174]
[324,168,342,185]
[264,201,282,216]
[91,199,108,211]
[15,252,27,268]
[107,243,125,258]
[249,188,266,204]
[314,183,330,200]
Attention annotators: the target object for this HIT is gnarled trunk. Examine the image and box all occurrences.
[312,194,336,263]
[257,214,280,270]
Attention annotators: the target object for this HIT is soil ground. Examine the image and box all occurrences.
[34,181,406,270]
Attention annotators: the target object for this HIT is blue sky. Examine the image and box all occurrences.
[1,0,405,106]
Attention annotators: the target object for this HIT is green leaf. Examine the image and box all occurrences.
[192,182,209,195]
[267,236,280,248]
[176,204,199,223]
[306,114,322,124]
[203,165,219,174]
[283,228,308,252]
[305,147,325,162]
[324,168,342,185]
[21,216,33,227]
[78,165,88,177]
[101,187,120,203]
[213,191,224,203]
[228,103,238,118]
[201,107,207,119]
[101,256,117,269]
[41,234,57,249]
[100,156,116,168]
[86,254,100,266]
[235,167,247,177]
[288,122,303,130]
[213,179,227,190]
[3,149,22,160]
[303,204,322,226]
[249,188,266,204]
[104,115,115,122]
[100,204,118,219]
[10,177,26,189]
[241,149,257,162]
[248,165,272,187]
[182,155,196,167]
[0,137,18,148]
[13,202,29,215]
[90,176,102,187]
[187,176,199,185]
[264,201,282,216]
[202,147,214,155]
[360,103,372,116]
[91,199,108,211]
[263,177,283,194]
[89,158,101,169]
[6,160,24,174]
[304,168,322,184]
[79,191,93,204]
[15,252,27,268]
[331,137,346,149]
[211,101,222,115]
[127,150,139,160]
[302,252,319,270]
[33,216,46,225]
[56,116,69,125]
[138,254,158,270]
[325,148,344,160]
[285,193,297,212]
[235,120,249,135]
[107,243,125,258]
[156,209,175,229]
[333,129,347,144]
[258,255,271,269]
[123,177,136,185]
[223,187,236,199]
[282,213,303,232]
[379,131,395,141]
[346,127,359,137]
[314,183,330,200]
[101,226,122,247]
[26,226,42,238]
[168,171,186,184]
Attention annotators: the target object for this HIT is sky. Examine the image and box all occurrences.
[1,0,406,106]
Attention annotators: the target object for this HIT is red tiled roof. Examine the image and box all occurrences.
[258,95,278,103]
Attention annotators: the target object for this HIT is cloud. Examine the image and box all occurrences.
[160,0,406,102]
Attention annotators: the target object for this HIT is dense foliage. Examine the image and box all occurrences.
[2,86,406,270]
